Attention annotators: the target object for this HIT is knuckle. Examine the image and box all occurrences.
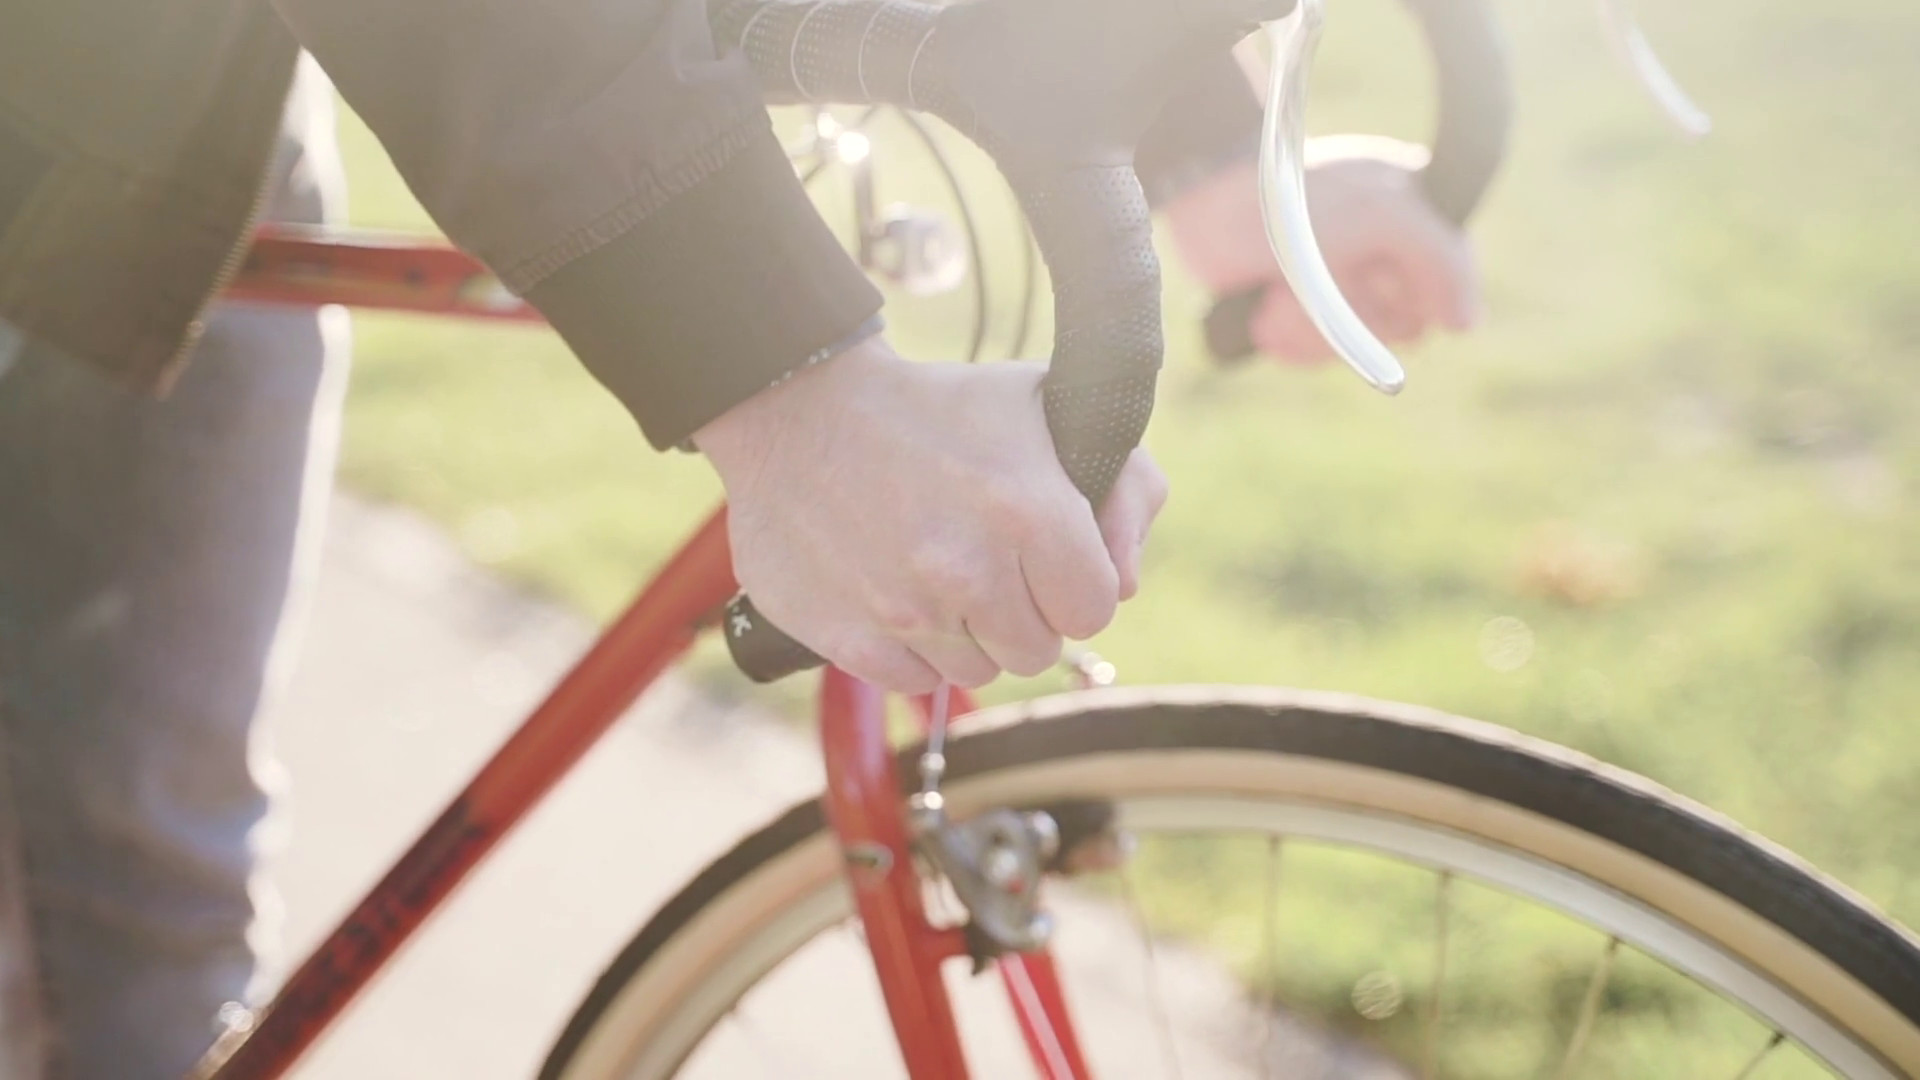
[1008,638,1064,678]
[1146,466,1171,515]
[1057,592,1117,642]
[906,542,963,592]
[836,636,937,695]
[983,482,1044,544]
[872,593,935,637]
[896,668,942,695]
[948,657,1002,690]
[1130,450,1170,506]
[820,630,873,671]
[812,624,869,666]
[824,633,875,669]
[977,477,1024,522]
[908,544,991,612]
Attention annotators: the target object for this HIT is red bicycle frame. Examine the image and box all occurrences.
[194,229,1093,1079]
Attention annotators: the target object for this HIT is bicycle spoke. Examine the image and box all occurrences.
[1422,872,1454,1080]
[1258,837,1284,1080]
[1119,863,1186,1079]
[1552,937,1621,1080]
[1729,1032,1786,1080]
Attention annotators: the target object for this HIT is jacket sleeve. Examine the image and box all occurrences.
[271,0,882,450]
[1135,53,1263,208]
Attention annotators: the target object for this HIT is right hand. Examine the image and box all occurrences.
[1168,135,1481,363]
[694,337,1169,694]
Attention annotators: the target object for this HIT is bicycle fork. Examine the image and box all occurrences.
[820,670,1099,1079]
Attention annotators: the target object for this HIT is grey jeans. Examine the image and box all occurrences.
[0,58,348,1080]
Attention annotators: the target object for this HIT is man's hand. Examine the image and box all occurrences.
[1166,135,1482,364]
[695,338,1169,694]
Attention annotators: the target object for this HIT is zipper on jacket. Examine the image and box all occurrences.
[161,160,278,380]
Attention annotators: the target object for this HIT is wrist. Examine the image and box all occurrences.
[693,334,900,487]
[525,121,886,453]
[675,312,884,455]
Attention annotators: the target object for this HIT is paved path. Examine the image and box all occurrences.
[267,497,829,1077]
[266,498,1401,1079]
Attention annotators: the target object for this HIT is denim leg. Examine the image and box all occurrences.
[0,56,348,1080]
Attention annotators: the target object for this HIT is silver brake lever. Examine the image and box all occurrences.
[1597,0,1712,139]
[1258,0,1407,395]
[1258,0,1708,395]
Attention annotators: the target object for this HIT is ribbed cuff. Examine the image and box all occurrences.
[524,120,884,451]
[1135,54,1263,208]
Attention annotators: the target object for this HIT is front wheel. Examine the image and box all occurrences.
[542,686,1920,1079]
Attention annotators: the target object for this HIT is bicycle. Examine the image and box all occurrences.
[196,0,1920,1077]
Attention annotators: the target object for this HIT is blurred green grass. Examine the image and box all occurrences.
[330,0,1920,1070]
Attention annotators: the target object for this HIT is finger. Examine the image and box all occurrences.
[1353,265,1424,343]
[904,627,1003,689]
[1252,286,1335,364]
[965,576,1064,678]
[1096,449,1170,602]
[1019,496,1121,642]
[827,632,942,695]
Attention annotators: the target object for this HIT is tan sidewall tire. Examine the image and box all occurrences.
[544,687,1920,1080]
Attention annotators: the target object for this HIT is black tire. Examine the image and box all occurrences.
[541,686,1920,1079]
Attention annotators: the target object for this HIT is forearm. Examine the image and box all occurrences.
[272,0,883,449]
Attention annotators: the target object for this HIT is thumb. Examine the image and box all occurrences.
[1095,449,1170,602]
[1253,284,1338,364]
[1352,261,1423,343]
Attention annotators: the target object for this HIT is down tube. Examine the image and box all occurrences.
[195,508,739,1079]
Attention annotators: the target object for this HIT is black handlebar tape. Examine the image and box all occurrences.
[1205,0,1512,364]
[1022,165,1162,500]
